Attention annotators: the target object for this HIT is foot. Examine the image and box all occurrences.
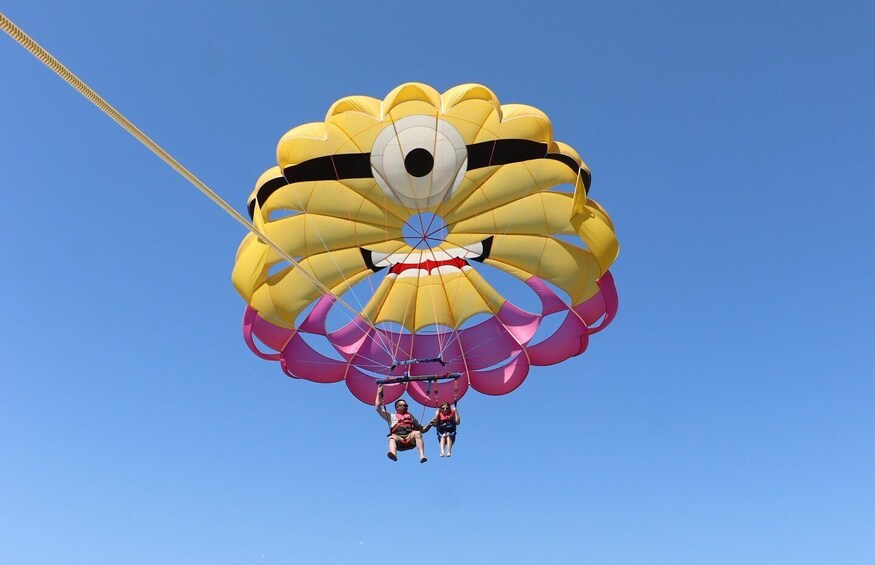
[420,456,428,463]
[387,452,397,461]
[440,453,445,457]
[447,453,452,457]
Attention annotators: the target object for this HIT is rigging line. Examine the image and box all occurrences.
[411,113,451,355]
[437,157,556,361]
[0,12,397,355]
[283,185,397,360]
[381,108,430,365]
[391,109,429,362]
[422,112,450,353]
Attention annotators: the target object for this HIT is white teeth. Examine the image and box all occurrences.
[369,243,483,267]
[433,265,463,275]
[397,268,429,279]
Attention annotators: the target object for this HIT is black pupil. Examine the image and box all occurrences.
[404,148,434,177]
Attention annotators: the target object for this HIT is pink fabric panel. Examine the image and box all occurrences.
[348,345,395,371]
[574,292,606,327]
[587,271,618,333]
[346,367,404,405]
[525,276,567,316]
[242,307,284,360]
[298,294,334,335]
[407,377,469,407]
[495,302,541,345]
[327,318,375,358]
[281,334,346,383]
[456,319,522,370]
[241,270,618,405]
[468,354,530,395]
[527,311,589,366]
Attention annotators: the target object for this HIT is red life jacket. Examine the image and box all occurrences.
[437,410,457,433]
[390,412,416,435]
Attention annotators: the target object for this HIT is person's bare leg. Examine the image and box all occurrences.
[446,436,454,457]
[414,431,427,462]
[387,438,397,461]
[439,436,446,457]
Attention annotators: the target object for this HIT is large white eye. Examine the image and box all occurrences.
[370,116,468,209]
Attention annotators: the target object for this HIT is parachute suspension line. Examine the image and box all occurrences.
[426,112,452,355]
[437,147,557,367]
[0,13,400,360]
[409,111,455,358]
[282,182,397,360]
[391,110,429,362]
[419,378,433,424]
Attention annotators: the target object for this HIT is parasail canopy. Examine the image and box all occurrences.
[233,83,619,407]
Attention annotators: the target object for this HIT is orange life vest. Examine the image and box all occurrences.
[437,410,457,434]
[390,412,416,435]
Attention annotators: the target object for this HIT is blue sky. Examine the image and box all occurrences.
[1,2,872,564]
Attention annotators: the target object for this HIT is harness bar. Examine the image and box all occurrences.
[376,372,462,386]
[389,357,447,372]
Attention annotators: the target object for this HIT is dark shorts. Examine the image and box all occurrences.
[437,431,457,440]
[391,434,417,451]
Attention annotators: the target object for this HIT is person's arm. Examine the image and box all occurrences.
[412,416,424,432]
[454,403,461,425]
[421,417,434,433]
[375,385,390,424]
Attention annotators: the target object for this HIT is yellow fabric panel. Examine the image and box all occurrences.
[442,269,498,324]
[232,232,268,302]
[384,101,440,122]
[251,248,368,327]
[328,118,385,155]
[585,199,615,231]
[251,166,284,194]
[433,167,499,215]
[445,160,577,222]
[234,83,620,331]
[442,105,499,145]
[360,275,394,324]
[571,203,619,276]
[456,267,505,313]
[276,122,330,166]
[441,84,500,118]
[450,192,576,236]
[442,232,495,248]
[372,275,418,329]
[493,104,552,143]
[552,141,582,163]
[480,256,536,284]
[324,120,373,154]
[360,269,501,332]
[382,83,442,116]
[256,180,408,227]
[440,85,501,142]
[413,277,453,330]
[328,269,373,301]
[326,95,382,120]
[487,235,601,304]
[257,214,399,263]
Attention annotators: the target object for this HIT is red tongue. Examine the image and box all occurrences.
[389,257,467,275]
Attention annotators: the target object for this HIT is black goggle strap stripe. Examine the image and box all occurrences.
[248,139,589,219]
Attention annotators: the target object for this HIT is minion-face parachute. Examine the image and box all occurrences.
[232,83,619,407]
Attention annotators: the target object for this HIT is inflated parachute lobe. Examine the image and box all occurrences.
[233,83,619,406]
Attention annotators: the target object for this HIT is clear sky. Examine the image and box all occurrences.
[1,2,872,564]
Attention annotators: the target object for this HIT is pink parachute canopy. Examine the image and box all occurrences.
[243,272,617,407]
